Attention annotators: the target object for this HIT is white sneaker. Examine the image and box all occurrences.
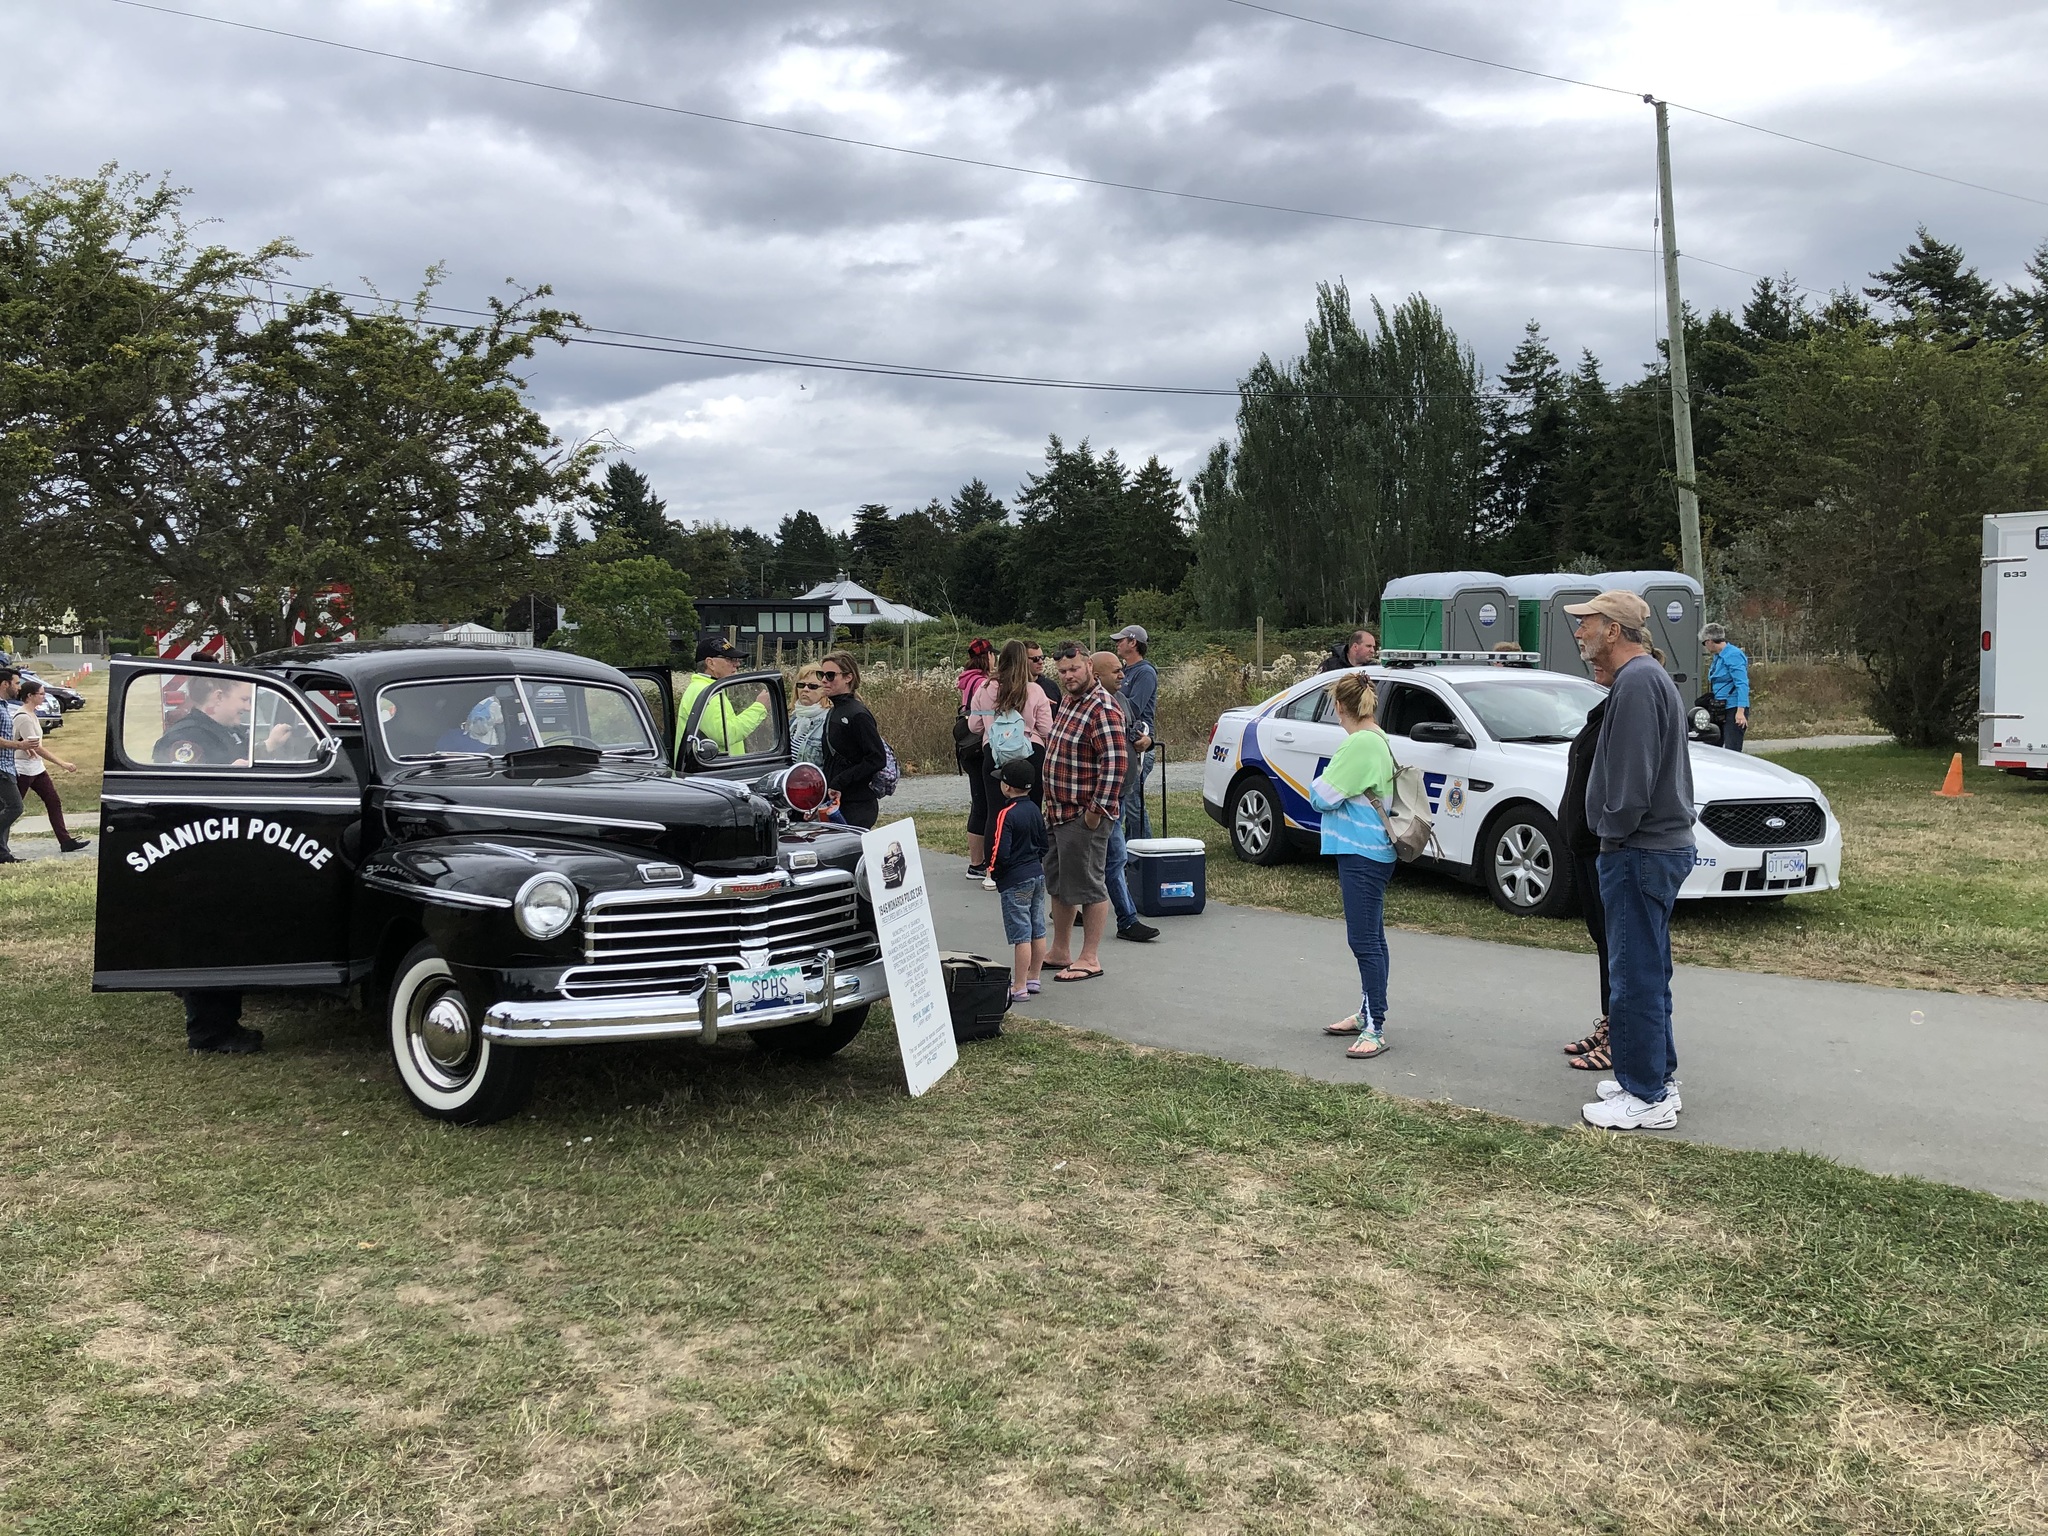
[1582,1091,1679,1130]
[1597,1079,1682,1113]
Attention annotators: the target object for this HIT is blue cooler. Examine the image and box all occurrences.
[1127,836,1207,917]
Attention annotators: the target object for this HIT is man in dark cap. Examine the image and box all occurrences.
[676,636,772,758]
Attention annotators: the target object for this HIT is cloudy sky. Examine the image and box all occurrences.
[6,0,2045,536]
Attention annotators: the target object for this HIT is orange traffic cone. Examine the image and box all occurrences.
[1933,753,1971,798]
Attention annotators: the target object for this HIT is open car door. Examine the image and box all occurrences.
[94,659,362,991]
[624,667,790,781]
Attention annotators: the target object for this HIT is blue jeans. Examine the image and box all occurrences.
[999,877,1049,946]
[1336,853,1394,1030]
[1597,846,1693,1103]
[1122,749,1154,840]
[1105,818,1137,930]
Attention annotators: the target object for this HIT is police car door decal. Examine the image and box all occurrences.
[95,662,362,990]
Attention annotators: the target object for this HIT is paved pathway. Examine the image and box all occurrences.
[922,850,2047,1203]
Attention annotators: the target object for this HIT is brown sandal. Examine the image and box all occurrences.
[1568,1039,1612,1071]
[1563,1018,1609,1056]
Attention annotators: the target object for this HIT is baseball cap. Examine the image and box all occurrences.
[1562,590,1651,629]
[694,635,740,663]
[1110,624,1149,644]
[998,758,1037,790]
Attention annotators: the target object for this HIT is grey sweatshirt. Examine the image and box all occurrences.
[1586,654,1697,851]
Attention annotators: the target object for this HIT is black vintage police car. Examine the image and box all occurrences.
[93,644,884,1123]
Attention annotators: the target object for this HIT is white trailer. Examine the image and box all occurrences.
[1981,511,2048,780]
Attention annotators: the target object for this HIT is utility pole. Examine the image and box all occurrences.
[1648,97,1705,590]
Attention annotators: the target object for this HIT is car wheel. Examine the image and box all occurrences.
[1480,806,1573,918]
[1228,776,1290,866]
[753,1003,871,1059]
[387,940,535,1124]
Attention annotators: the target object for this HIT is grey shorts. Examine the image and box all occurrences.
[1045,816,1111,907]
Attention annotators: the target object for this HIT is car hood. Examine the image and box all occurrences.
[1487,740,1826,806]
[1687,748,1825,802]
[373,759,778,870]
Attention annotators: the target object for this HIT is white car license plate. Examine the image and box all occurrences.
[1765,849,1808,883]
[729,962,804,1016]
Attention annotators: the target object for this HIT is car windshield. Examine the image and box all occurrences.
[376,677,657,761]
[1450,676,1607,743]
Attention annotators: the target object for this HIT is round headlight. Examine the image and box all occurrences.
[514,872,579,940]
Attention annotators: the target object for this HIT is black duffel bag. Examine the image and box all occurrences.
[940,952,1011,1042]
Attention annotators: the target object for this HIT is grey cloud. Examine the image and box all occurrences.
[4,0,2045,535]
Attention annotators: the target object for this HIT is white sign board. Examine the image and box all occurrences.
[860,819,958,1097]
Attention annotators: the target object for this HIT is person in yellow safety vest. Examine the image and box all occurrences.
[676,636,773,757]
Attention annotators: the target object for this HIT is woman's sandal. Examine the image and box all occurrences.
[1568,1039,1613,1071]
[1563,1018,1609,1056]
[1323,1015,1363,1036]
[1346,1034,1390,1059]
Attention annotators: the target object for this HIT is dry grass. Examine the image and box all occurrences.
[5,855,2048,1531]
[1748,659,1880,741]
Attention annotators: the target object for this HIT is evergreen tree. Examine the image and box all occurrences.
[772,509,843,594]
[1863,227,1998,335]
[588,462,674,556]
[849,503,896,586]
[949,477,1008,530]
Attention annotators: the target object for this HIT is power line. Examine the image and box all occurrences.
[1225,0,2048,210]
[102,0,1650,257]
[262,280,1513,400]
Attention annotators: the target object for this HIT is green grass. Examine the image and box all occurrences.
[928,747,2048,998]
[4,855,2047,1532]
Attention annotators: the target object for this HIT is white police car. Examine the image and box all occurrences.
[1202,659,1843,917]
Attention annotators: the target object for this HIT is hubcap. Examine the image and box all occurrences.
[1493,822,1554,908]
[1235,788,1274,856]
[408,981,477,1089]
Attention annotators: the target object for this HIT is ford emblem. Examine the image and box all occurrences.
[1764,815,1788,830]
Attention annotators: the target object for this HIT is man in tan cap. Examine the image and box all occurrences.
[1564,589,1696,1131]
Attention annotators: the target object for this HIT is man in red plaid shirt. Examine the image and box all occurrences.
[1040,643,1128,982]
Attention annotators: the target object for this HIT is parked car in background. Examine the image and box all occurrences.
[1204,662,1842,918]
[93,645,884,1123]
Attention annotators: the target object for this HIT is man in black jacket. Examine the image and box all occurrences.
[1317,629,1378,672]
[1558,660,1613,1070]
[818,651,886,828]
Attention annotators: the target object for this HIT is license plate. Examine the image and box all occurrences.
[1765,850,1808,883]
[728,962,804,1016]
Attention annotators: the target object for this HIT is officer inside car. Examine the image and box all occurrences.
[159,675,288,1053]
[155,675,294,767]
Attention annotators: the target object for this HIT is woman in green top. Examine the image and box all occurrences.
[1305,673,1398,1058]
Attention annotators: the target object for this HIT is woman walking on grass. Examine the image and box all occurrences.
[12,680,87,853]
[1308,672,1397,1058]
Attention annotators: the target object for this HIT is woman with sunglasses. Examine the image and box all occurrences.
[818,652,887,828]
[790,662,829,767]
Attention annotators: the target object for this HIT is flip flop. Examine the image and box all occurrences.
[1323,1015,1363,1036]
[1345,1035,1390,1059]
[1054,966,1104,983]
[1041,958,1071,971]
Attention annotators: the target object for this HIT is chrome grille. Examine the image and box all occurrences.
[1698,799,1826,847]
[562,876,877,998]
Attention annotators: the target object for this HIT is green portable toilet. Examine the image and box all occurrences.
[1505,573,1599,678]
[1378,571,1515,653]
[1593,570,1706,689]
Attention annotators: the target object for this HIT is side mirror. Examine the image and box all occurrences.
[690,734,723,765]
[1409,720,1473,748]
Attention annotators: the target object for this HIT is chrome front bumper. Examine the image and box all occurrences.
[481,952,888,1046]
